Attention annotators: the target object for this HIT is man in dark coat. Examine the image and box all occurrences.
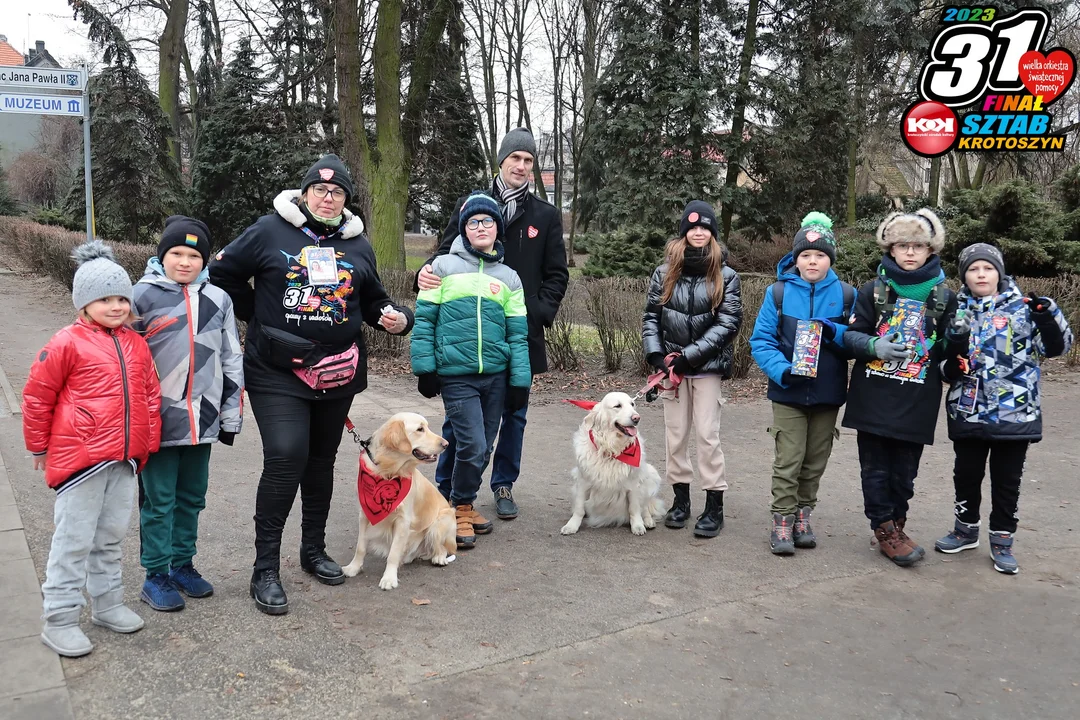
[415,128,569,521]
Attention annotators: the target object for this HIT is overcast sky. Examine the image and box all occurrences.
[0,2,95,68]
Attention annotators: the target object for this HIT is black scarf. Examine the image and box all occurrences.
[879,253,943,286]
[681,246,710,277]
[463,238,505,263]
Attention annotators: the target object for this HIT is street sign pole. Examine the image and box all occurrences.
[82,65,93,241]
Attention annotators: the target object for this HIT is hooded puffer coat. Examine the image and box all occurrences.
[642,247,742,377]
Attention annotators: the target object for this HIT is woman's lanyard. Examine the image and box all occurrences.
[301,226,326,245]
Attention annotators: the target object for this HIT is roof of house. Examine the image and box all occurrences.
[0,39,24,66]
[26,46,60,68]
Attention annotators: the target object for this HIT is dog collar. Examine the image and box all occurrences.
[357,454,412,525]
[588,430,642,468]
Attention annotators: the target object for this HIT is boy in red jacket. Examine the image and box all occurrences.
[22,240,162,657]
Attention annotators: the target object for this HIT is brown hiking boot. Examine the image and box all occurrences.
[464,506,493,535]
[455,505,476,549]
[895,517,926,558]
[874,521,921,567]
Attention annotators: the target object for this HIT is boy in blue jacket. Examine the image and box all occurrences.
[750,213,855,555]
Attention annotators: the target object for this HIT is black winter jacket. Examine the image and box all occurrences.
[642,254,742,378]
[841,276,957,445]
[209,190,414,400]
[417,184,569,374]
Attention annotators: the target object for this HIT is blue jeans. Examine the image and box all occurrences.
[857,431,924,530]
[436,375,528,498]
[438,373,508,506]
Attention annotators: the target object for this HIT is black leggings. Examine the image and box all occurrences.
[249,391,353,571]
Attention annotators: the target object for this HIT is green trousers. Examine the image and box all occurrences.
[767,402,840,516]
[139,444,213,576]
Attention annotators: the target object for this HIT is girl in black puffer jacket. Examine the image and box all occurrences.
[643,201,742,538]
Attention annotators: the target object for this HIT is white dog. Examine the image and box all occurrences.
[560,392,666,536]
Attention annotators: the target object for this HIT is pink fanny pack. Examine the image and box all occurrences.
[293,344,360,390]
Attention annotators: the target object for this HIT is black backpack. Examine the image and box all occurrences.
[871,277,947,326]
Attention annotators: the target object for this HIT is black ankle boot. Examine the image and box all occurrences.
[693,490,725,538]
[250,569,289,615]
[665,483,691,528]
[300,544,346,586]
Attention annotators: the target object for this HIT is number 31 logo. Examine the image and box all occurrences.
[920,8,1049,107]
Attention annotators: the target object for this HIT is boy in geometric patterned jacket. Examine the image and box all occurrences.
[133,216,245,610]
[935,243,1073,574]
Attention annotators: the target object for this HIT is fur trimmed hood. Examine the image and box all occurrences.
[876,208,944,253]
[273,189,365,239]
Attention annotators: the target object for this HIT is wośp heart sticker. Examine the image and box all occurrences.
[1019,49,1076,105]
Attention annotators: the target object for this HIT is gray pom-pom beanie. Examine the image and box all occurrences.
[71,240,133,310]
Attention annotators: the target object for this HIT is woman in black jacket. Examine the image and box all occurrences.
[642,201,742,538]
[210,155,414,615]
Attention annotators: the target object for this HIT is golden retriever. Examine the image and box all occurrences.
[341,412,457,590]
[560,392,666,536]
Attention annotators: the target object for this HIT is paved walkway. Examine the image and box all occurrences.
[0,362,75,719]
[0,266,1077,719]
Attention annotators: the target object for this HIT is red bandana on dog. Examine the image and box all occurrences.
[357,454,412,525]
[588,430,642,467]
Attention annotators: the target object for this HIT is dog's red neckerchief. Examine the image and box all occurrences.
[357,453,412,525]
[588,430,642,467]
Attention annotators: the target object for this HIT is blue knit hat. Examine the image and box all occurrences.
[458,192,505,240]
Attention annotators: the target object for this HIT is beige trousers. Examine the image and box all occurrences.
[662,375,727,491]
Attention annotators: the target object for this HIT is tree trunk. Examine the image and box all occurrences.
[846,134,857,225]
[928,156,941,205]
[972,155,987,189]
[720,0,758,243]
[367,0,453,269]
[955,151,971,189]
[158,0,191,167]
[182,44,199,146]
[335,0,373,224]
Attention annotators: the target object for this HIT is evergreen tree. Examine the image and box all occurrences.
[409,39,486,234]
[64,64,183,243]
[0,162,17,215]
[190,38,315,248]
[591,0,728,232]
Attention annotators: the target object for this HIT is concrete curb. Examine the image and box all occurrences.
[0,358,20,417]
[0,444,73,718]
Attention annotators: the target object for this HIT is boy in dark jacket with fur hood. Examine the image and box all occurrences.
[934,243,1072,574]
[842,209,959,568]
[750,212,856,555]
[643,201,742,538]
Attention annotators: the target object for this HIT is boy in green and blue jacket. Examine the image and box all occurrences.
[411,192,530,548]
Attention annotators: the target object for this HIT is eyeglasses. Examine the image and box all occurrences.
[467,217,496,230]
[310,185,346,201]
[894,242,930,254]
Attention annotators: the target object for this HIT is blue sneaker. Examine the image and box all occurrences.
[989,531,1019,574]
[934,520,980,553]
[169,564,214,598]
[140,573,185,611]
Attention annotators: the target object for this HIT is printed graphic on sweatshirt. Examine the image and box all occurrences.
[280,247,354,325]
[865,299,933,385]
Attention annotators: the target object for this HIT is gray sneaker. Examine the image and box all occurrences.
[989,531,1018,574]
[793,506,817,548]
[934,520,980,553]
[770,513,795,555]
[494,487,518,519]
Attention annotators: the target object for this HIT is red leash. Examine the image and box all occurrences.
[637,352,685,401]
